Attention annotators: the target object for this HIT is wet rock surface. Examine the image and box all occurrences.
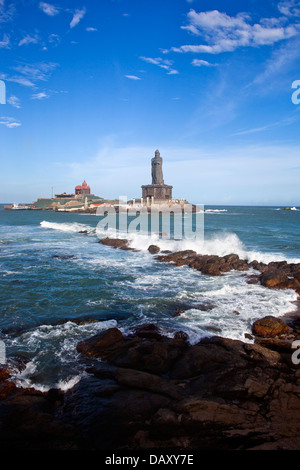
[98,237,135,251]
[1,317,300,450]
[97,238,300,294]
[1,240,300,450]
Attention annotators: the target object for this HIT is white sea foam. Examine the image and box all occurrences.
[40,220,95,234]
[116,266,299,344]
[40,217,300,265]
[57,373,87,391]
[8,319,118,391]
[275,207,299,211]
[205,209,228,213]
[113,230,300,264]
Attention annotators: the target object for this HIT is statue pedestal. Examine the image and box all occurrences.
[141,184,173,203]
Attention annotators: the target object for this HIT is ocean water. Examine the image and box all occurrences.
[0,204,299,391]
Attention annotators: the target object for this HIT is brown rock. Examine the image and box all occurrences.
[260,270,290,288]
[3,325,300,450]
[246,275,260,285]
[249,260,268,272]
[98,238,134,250]
[128,323,164,340]
[148,245,160,254]
[0,367,17,401]
[252,316,291,337]
[76,327,124,358]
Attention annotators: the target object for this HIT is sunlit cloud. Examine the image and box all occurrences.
[168,8,300,55]
[31,92,49,100]
[140,56,179,75]
[0,33,10,48]
[125,75,141,80]
[0,116,21,128]
[12,62,59,82]
[192,59,217,67]
[70,8,86,28]
[39,2,60,16]
[18,34,39,47]
[7,95,21,108]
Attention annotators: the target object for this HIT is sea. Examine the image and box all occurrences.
[0,204,299,391]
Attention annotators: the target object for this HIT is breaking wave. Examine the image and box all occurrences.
[40,220,300,266]
[40,220,95,234]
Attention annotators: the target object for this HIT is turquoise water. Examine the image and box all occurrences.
[0,204,299,390]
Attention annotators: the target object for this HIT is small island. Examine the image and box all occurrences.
[5,151,192,213]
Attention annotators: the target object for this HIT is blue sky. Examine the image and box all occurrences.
[0,0,300,205]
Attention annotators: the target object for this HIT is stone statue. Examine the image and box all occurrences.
[151,150,164,185]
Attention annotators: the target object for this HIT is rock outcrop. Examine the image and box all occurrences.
[1,239,300,450]
[96,238,300,294]
[98,238,134,251]
[1,319,300,450]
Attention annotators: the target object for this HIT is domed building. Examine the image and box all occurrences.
[75,180,91,196]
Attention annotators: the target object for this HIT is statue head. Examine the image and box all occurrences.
[155,149,160,158]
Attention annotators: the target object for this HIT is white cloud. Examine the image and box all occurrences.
[86,27,97,32]
[39,2,59,16]
[48,33,60,46]
[18,34,39,47]
[125,75,141,80]
[70,8,86,28]
[0,73,35,87]
[0,33,10,48]
[7,95,21,108]
[231,114,299,136]
[31,92,49,100]
[0,62,59,89]
[169,8,300,55]
[192,59,217,66]
[0,1,14,24]
[0,116,21,128]
[140,56,179,75]
[250,36,300,88]
[12,62,59,82]
[278,0,300,17]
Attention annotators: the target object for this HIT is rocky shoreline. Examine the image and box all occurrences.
[1,237,300,450]
[99,236,300,296]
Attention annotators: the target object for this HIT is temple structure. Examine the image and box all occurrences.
[75,180,91,196]
[141,150,173,204]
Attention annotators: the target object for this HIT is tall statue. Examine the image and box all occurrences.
[151,149,164,185]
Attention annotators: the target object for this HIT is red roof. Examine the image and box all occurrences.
[76,180,90,190]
